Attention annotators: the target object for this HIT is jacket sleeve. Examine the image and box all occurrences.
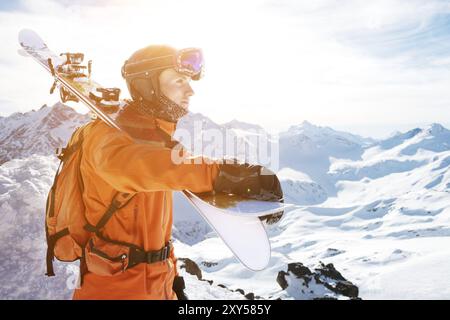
[84,123,219,194]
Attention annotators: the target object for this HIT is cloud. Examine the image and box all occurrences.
[1,0,450,138]
[0,0,132,13]
[0,99,20,116]
[264,0,450,64]
[52,0,127,7]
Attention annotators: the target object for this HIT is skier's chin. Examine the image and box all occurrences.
[180,102,189,110]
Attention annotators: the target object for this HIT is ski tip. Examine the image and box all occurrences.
[18,28,34,42]
[18,28,46,49]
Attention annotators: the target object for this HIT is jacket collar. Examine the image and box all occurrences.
[155,117,177,137]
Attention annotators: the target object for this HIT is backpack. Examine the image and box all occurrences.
[45,119,134,276]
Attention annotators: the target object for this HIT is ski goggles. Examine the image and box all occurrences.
[121,48,204,81]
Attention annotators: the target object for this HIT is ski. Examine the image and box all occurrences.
[18,28,289,270]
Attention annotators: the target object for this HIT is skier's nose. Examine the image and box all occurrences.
[185,83,194,97]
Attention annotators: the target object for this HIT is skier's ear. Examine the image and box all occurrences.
[130,78,156,102]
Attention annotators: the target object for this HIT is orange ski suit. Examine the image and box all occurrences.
[72,113,219,300]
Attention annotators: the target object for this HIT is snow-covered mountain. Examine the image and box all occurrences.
[277,121,450,299]
[1,103,449,299]
[222,119,265,132]
[277,168,328,205]
[329,123,450,182]
[283,120,376,147]
[0,103,90,165]
[175,112,272,165]
[278,121,375,197]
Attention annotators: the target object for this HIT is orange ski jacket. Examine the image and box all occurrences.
[73,111,219,300]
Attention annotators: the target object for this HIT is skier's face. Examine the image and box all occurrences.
[159,68,194,110]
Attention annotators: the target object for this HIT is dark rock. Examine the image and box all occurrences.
[177,261,260,299]
[276,271,289,290]
[313,262,359,298]
[245,293,255,300]
[334,281,359,298]
[277,261,360,300]
[313,274,324,284]
[178,258,202,280]
[283,263,313,287]
[313,296,338,300]
[235,288,245,295]
[315,262,345,281]
[287,262,313,277]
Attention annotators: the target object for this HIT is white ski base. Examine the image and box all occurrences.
[188,191,293,217]
[183,191,271,271]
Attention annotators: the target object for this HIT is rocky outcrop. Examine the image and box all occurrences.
[179,258,359,300]
[178,258,203,280]
[276,262,360,300]
[178,258,259,300]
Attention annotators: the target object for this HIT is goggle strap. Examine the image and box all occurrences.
[122,49,203,80]
[122,55,173,78]
[123,65,173,79]
[125,54,174,67]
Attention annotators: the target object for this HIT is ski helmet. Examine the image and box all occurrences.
[121,45,204,105]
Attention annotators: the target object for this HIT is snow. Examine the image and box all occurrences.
[278,167,328,205]
[0,155,75,299]
[0,102,90,165]
[0,103,449,299]
[180,269,246,300]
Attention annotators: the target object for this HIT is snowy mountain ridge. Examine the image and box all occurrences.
[0,103,449,299]
[284,120,376,147]
[0,103,90,165]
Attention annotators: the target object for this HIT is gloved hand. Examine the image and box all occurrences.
[172,275,188,300]
[214,161,283,202]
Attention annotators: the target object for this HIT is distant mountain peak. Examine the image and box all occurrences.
[300,120,314,127]
[377,122,450,154]
[0,102,90,165]
[284,120,375,147]
[222,118,264,131]
[426,123,446,135]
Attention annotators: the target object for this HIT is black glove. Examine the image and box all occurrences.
[214,161,283,202]
[172,276,188,300]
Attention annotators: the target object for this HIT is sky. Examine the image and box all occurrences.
[1,0,450,138]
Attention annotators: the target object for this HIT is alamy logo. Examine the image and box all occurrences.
[172,120,279,173]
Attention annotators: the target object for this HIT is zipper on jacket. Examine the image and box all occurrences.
[161,192,171,299]
[161,192,167,230]
[164,259,173,299]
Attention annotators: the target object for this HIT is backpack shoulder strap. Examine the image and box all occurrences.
[84,192,135,233]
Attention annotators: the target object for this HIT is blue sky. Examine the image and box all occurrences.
[1,0,450,138]
[0,1,24,11]
[340,12,450,65]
